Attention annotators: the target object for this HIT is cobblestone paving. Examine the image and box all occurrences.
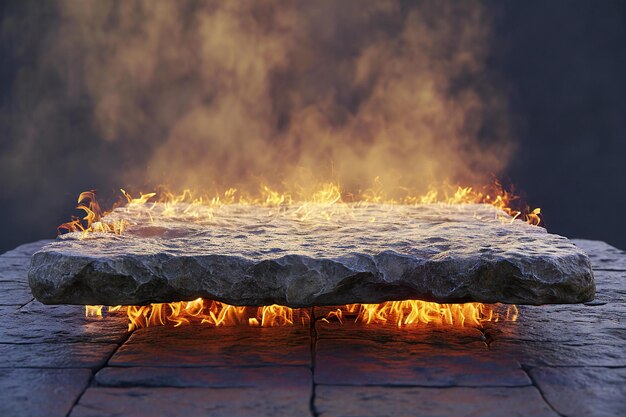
[0,239,624,416]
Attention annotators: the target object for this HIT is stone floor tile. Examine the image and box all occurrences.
[315,337,529,387]
[489,339,626,367]
[95,365,312,388]
[109,325,311,367]
[0,368,91,417]
[591,270,626,303]
[573,239,626,270]
[0,260,30,281]
[0,280,33,306]
[314,385,559,417]
[69,386,311,417]
[483,305,625,344]
[0,342,118,369]
[1,237,624,417]
[315,318,485,345]
[530,367,626,417]
[0,240,52,258]
[0,303,129,344]
[0,265,30,283]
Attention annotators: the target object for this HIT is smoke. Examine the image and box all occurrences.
[0,1,513,251]
[3,0,510,197]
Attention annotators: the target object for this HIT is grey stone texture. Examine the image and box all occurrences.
[573,239,626,270]
[1,239,624,416]
[315,386,560,417]
[529,367,626,417]
[95,366,311,388]
[0,368,92,417]
[314,337,530,387]
[29,203,595,306]
[69,387,312,417]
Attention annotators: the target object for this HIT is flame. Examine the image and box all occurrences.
[58,190,128,236]
[63,181,534,331]
[94,300,517,332]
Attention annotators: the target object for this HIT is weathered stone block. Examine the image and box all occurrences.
[29,203,595,306]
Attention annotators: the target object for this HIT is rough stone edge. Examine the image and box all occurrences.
[28,245,595,307]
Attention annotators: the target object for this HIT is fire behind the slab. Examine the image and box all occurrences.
[65,182,533,332]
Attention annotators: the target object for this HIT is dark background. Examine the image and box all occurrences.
[1,1,625,253]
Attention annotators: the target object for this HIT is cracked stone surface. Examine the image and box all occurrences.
[1,239,625,416]
[29,203,595,306]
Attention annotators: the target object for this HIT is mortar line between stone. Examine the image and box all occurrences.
[309,307,320,417]
[593,268,626,272]
[65,328,135,417]
[521,365,565,417]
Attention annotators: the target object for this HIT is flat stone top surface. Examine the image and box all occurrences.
[29,203,594,306]
[3,239,626,417]
[41,203,577,258]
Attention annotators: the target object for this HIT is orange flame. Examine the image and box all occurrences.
[90,300,518,332]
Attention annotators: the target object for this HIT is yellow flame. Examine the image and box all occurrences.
[93,300,517,331]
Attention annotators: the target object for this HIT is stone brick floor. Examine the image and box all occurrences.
[1,239,624,417]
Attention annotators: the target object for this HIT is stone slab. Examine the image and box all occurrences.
[109,325,311,367]
[95,366,312,388]
[29,203,594,306]
[314,386,559,417]
[70,387,311,417]
[529,367,626,417]
[0,368,91,417]
[0,342,119,369]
